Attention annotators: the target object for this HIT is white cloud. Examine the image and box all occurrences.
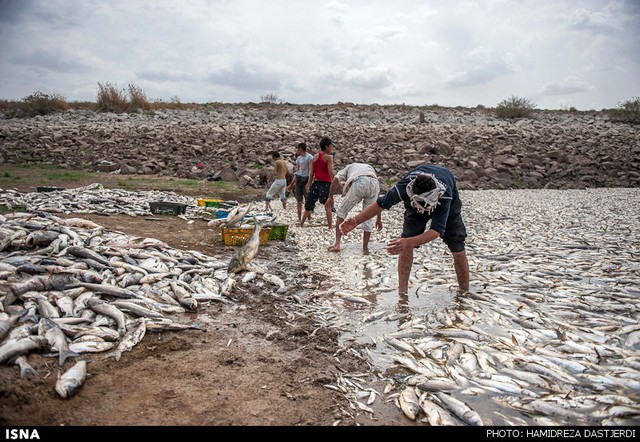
[540,77,594,96]
[444,47,513,87]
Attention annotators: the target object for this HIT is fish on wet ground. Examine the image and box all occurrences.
[55,360,87,399]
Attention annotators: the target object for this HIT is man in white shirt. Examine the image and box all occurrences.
[325,163,382,253]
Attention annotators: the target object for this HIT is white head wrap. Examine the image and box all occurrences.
[406,173,447,214]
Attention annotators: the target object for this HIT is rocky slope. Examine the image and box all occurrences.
[1,103,639,190]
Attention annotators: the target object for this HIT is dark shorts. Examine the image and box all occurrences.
[401,210,467,253]
[294,176,308,202]
[305,181,331,212]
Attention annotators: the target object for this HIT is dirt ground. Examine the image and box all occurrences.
[0,177,376,426]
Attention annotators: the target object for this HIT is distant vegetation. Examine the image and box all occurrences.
[260,91,283,120]
[495,96,537,119]
[609,97,640,125]
[0,84,638,123]
[0,91,69,118]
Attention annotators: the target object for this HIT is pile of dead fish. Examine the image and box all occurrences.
[280,187,640,426]
[0,183,208,217]
[0,211,239,398]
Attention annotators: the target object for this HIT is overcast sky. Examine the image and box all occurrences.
[0,0,638,109]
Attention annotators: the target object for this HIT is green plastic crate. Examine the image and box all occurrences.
[268,225,289,241]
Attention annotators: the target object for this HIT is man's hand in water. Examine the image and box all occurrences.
[339,217,357,235]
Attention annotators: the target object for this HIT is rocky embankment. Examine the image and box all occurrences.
[0,104,639,190]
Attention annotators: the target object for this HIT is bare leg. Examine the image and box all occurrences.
[300,210,311,227]
[362,231,371,254]
[398,246,414,295]
[265,201,270,211]
[452,251,469,291]
[296,202,302,221]
[325,204,333,230]
[282,199,287,209]
[329,216,344,252]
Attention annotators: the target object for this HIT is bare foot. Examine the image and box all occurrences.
[363,248,369,255]
[328,244,341,252]
[328,225,333,230]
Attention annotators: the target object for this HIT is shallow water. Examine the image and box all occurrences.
[272,188,640,426]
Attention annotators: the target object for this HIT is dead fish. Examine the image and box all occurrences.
[40,318,79,366]
[87,299,127,335]
[13,355,38,378]
[225,205,250,227]
[220,277,236,296]
[385,337,414,353]
[111,300,164,319]
[169,281,198,311]
[145,319,204,332]
[65,246,111,266]
[0,315,19,341]
[263,273,286,293]
[399,387,421,420]
[25,230,60,248]
[340,295,372,305]
[0,335,48,364]
[363,310,387,323]
[419,395,460,426]
[417,379,460,393]
[75,282,135,299]
[55,360,87,399]
[113,319,146,361]
[10,274,79,296]
[68,340,115,354]
[228,216,266,274]
[446,342,465,366]
[436,393,484,426]
[241,271,257,283]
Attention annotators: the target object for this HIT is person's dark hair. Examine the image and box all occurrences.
[297,142,307,151]
[412,174,436,194]
[271,151,280,159]
[319,137,332,151]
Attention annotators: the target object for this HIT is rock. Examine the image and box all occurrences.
[238,175,253,187]
[119,164,138,175]
[218,167,238,182]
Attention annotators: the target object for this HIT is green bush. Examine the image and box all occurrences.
[610,97,640,125]
[1,92,69,118]
[495,96,536,119]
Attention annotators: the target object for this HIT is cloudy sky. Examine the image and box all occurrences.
[0,0,638,109]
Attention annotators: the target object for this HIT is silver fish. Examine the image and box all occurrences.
[40,318,79,365]
[69,340,115,354]
[113,319,146,361]
[55,360,87,398]
[87,299,127,335]
[10,274,79,296]
[436,393,484,426]
[111,300,164,319]
[65,246,111,266]
[75,282,135,299]
[228,216,265,273]
[0,335,48,364]
[169,281,198,311]
[263,273,286,293]
[419,395,460,426]
[399,387,421,420]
